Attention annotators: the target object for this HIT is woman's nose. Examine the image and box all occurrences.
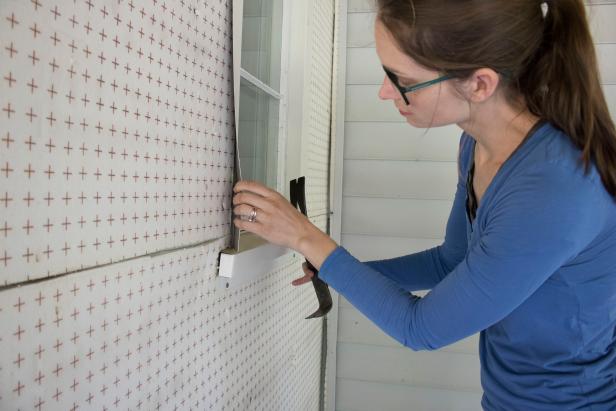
[378,75,399,101]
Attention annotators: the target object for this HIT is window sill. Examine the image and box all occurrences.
[218,233,289,288]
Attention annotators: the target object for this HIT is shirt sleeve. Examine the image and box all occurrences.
[364,173,468,291]
[319,163,602,350]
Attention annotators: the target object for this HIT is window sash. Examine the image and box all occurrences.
[240,68,282,100]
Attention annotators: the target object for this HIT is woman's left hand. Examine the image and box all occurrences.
[233,180,313,251]
[232,180,338,270]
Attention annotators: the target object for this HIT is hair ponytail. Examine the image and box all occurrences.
[521,0,616,196]
[377,0,616,197]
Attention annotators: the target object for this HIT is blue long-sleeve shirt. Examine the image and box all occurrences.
[319,122,616,410]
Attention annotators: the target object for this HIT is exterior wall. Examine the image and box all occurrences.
[335,1,616,410]
[0,1,333,410]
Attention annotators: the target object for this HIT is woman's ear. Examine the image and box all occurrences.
[465,68,501,103]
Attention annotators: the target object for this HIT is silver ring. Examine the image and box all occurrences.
[247,207,257,222]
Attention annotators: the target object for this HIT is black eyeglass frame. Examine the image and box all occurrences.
[383,66,452,105]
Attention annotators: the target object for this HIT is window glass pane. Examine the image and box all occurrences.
[238,77,279,189]
[241,0,283,91]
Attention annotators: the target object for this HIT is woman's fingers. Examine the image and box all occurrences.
[291,274,312,286]
[232,191,272,212]
[234,204,266,220]
[291,262,315,286]
[231,180,317,251]
[234,180,277,198]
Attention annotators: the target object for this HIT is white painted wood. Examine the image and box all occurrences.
[606,85,616,118]
[344,122,461,161]
[326,0,349,408]
[338,306,478,355]
[343,160,457,200]
[331,0,350,246]
[337,343,482,391]
[596,44,616,84]
[341,234,442,261]
[345,47,381,85]
[345,85,402,122]
[335,379,483,411]
[588,3,616,43]
[347,0,375,13]
[346,12,376,48]
[233,0,245,133]
[218,242,289,287]
[285,0,309,187]
[341,197,452,238]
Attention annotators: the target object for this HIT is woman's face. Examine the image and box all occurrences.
[374,19,469,128]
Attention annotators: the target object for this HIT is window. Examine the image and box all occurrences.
[237,0,283,189]
[219,0,289,284]
[234,0,285,250]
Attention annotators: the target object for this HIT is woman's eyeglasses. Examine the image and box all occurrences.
[383,66,452,105]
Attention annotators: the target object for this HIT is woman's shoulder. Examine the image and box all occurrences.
[524,122,602,185]
[500,122,612,210]
[457,123,605,191]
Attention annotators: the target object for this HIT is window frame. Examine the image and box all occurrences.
[224,0,291,263]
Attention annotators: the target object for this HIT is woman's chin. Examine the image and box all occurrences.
[405,115,446,129]
[404,115,425,128]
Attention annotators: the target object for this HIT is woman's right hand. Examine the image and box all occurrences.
[291,262,316,286]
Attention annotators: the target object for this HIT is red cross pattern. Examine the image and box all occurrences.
[0,236,325,409]
[0,0,235,288]
[1,0,332,410]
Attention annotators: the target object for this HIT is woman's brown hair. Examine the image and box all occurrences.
[377,0,616,197]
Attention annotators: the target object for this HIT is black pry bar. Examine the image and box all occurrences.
[290,177,333,319]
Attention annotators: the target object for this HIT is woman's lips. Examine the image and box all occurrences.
[398,109,412,116]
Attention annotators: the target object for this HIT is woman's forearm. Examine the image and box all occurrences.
[296,223,338,270]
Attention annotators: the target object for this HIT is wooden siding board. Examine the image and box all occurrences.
[344,122,462,162]
[336,378,483,411]
[336,343,482,391]
[341,197,452,238]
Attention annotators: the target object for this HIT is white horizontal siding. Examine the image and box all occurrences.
[343,160,458,199]
[345,47,379,84]
[344,123,461,162]
[345,85,403,122]
[337,343,481,391]
[341,197,452,238]
[336,379,482,411]
[597,44,616,84]
[347,12,376,48]
[347,0,375,13]
[588,2,616,44]
[606,85,616,118]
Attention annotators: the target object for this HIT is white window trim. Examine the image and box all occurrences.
[220,0,293,286]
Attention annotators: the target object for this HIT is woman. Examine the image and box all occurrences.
[233,0,616,409]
